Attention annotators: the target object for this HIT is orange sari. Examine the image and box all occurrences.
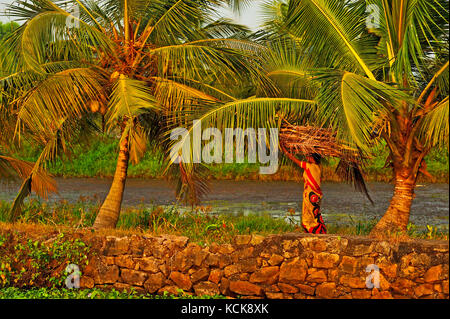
[282,148,327,234]
[299,162,327,234]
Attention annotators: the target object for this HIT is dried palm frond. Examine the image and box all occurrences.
[279,122,373,203]
[335,160,374,204]
[0,155,57,199]
[167,158,210,208]
[279,122,362,164]
[0,154,58,221]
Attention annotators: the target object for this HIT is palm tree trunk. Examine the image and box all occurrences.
[93,131,130,229]
[370,165,416,236]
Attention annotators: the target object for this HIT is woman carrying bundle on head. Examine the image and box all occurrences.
[281,146,327,234]
[279,123,374,235]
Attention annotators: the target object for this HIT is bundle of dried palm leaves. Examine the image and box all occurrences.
[279,123,373,203]
[279,123,362,164]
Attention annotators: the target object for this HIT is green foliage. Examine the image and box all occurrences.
[1,199,447,243]
[325,217,448,240]
[110,204,298,244]
[0,232,90,288]
[0,199,98,228]
[0,286,226,299]
[10,137,449,181]
[0,199,298,244]
[0,22,19,39]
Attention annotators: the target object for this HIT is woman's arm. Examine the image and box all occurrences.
[281,145,306,169]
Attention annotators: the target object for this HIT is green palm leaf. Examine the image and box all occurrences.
[418,97,449,149]
[106,74,159,127]
[314,70,411,151]
[284,0,377,79]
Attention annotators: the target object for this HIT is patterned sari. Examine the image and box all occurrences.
[299,162,327,234]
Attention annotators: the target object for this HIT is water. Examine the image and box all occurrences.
[0,178,448,231]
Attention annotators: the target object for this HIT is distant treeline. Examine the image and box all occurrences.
[0,22,19,38]
[11,136,449,183]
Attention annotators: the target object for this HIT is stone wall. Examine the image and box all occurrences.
[81,233,449,299]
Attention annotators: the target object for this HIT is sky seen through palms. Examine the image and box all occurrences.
[0,0,264,29]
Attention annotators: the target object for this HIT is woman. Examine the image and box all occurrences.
[282,147,327,234]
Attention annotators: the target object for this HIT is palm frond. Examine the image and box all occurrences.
[314,70,411,152]
[201,18,251,38]
[172,161,210,207]
[8,176,32,222]
[335,159,373,204]
[166,97,315,167]
[375,0,449,86]
[124,120,148,165]
[4,2,115,73]
[418,97,449,149]
[139,0,207,47]
[0,154,57,203]
[150,39,274,94]
[106,74,159,128]
[279,123,361,163]
[284,0,377,79]
[16,68,108,134]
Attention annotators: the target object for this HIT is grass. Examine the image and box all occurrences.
[0,199,299,245]
[10,136,449,182]
[0,287,226,299]
[0,199,447,243]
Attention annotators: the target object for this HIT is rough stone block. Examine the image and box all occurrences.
[191,268,210,283]
[249,266,279,285]
[268,254,284,266]
[103,236,131,256]
[424,265,444,283]
[136,257,160,273]
[229,280,263,296]
[279,257,307,284]
[169,271,192,291]
[208,269,223,284]
[313,252,340,268]
[120,269,148,286]
[306,270,327,283]
[193,281,220,296]
[94,264,119,284]
[144,273,165,293]
[316,282,336,298]
[277,282,298,293]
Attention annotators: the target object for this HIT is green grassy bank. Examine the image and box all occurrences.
[11,136,449,182]
[0,287,224,299]
[1,200,447,243]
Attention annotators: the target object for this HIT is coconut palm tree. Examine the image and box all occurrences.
[0,68,100,220]
[0,34,59,220]
[174,0,448,237]
[0,0,271,228]
[258,0,449,236]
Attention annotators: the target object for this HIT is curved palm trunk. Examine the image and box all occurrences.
[370,165,416,236]
[93,131,130,229]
